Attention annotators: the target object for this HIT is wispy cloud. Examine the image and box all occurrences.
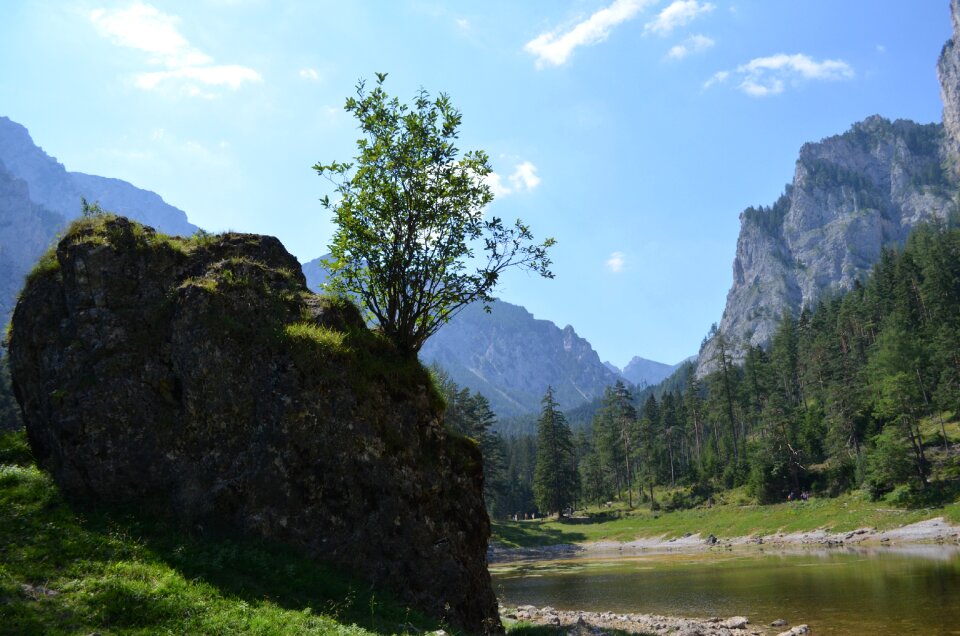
[606,251,626,273]
[667,34,714,60]
[524,0,656,69]
[706,53,854,96]
[90,2,261,97]
[645,1,714,36]
[486,161,541,198]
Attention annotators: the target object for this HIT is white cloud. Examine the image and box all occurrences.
[645,1,714,36]
[485,161,541,198]
[456,18,470,30]
[136,65,262,90]
[706,53,854,96]
[667,34,714,60]
[299,67,320,81]
[90,2,261,97]
[509,161,541,191]
[703,69,729,89]
[90,3,210,67]
[485,172,511,198]
[524,0,656,69]
[606,251,626,273]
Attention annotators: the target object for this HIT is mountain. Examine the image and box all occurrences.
[301,255,329,291]
[940,0,960,178]
[697,116,958,374]
[621,356,681,388]
[418,300,621,418]
[0,163,62,327]
[0,117,196,236]
[697,1,960,377]
[0,117,198,330]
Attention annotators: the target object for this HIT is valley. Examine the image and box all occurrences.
[2,2,960,635]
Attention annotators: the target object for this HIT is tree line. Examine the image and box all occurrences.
[441,220,960,519]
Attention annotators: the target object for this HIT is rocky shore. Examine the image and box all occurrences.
[502,605,810,636]
[489,516,960,562]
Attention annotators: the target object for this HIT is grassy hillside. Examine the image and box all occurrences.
[0,430,453,636]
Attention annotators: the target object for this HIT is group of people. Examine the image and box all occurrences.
[787,490,810,502]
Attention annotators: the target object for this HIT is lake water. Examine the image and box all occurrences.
[491,546,960,635]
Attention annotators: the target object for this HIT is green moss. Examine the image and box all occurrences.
[0,429,450,636]
[24,248,60,287]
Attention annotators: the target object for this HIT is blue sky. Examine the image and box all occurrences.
[0,1,951,367]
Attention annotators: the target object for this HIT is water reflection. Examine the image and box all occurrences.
[492,546,960,635]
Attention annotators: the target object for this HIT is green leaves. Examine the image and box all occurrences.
[314,75,554,356]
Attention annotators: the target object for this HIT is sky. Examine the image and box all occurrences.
[0,0,952,368]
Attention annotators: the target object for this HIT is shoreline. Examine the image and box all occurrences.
[489,516,960,562]
[502,605,810,636]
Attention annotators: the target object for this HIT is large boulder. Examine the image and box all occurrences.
[8,215,501,634]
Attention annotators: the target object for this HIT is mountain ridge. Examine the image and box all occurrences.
[0,116,199,329]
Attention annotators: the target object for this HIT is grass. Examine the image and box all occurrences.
[0,429,457,636]
[492,488,960,549]
[284,322,348,356]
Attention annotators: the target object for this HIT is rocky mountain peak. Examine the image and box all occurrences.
[698,114,956,376]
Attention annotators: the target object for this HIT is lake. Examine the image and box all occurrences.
[491,546,960,635]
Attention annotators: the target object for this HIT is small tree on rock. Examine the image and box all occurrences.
[314,73,554,356]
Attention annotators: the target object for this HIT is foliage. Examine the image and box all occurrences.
[434,368,512,518]
[314,73,554,356]
[533,388,579,517]
[80,197,107,218]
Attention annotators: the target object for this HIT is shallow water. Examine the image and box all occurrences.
[490,546,960,635]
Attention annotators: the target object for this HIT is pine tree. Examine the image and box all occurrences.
[533,387,580,518]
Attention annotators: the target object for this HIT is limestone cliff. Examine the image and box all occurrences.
[939,0,960,171]
[8,216,501,634]
[698,116,956,375]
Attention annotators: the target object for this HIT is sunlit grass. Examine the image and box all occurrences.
[493,490,960,549]
[0,430,451,636]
